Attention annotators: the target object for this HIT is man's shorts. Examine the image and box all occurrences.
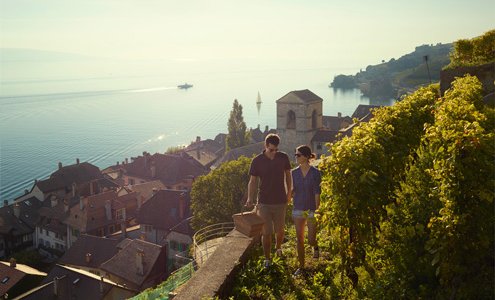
[257,203,287,235]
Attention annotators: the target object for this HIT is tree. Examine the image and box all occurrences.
[225,99,249,151]
[190,156,251,230]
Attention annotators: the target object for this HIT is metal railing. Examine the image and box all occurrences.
[193,222,234,266]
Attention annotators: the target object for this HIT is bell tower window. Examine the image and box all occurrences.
[287,110,296,129]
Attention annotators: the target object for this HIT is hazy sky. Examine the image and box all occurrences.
[1,0,494,68]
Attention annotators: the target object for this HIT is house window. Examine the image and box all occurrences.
[287,110,296,129]
[170,208,177,217]
[170,241,178,251]
[116,208,125,221]
[143,225,153,233]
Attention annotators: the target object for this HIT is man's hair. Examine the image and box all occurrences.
[265,133,280,146]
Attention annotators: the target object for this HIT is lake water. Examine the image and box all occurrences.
[0,59,393,202]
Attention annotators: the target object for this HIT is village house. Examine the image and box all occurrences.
[105,152,207,191]
[0,197,42,258]
[58,235,122,277]
[99,239,167,291]
[63,190,139,249]
[183,136,224,168]
[137,190,193,273]
[18,264,136,300]
[15,160,104,203]
[125,180,166,208]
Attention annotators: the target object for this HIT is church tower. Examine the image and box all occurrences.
[276,89,323,153]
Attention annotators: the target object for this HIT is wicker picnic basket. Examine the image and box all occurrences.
[232,206,264,237]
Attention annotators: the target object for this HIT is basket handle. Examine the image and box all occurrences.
[242,202,257,215]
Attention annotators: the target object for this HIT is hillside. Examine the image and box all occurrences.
[331,43,452,99]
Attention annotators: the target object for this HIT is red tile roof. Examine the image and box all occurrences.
[36,162,103,193]
[59,235,121,269]
[0,263,26,297]
[137,190,191,232]
[100,239,165,288]
[124,153,207,185]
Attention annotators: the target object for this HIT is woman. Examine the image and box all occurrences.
[291,145,321,275]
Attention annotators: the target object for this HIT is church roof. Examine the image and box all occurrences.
[276,89,323,104]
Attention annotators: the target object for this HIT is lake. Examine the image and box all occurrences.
[0,59,394,202]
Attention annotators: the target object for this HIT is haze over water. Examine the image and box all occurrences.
[0,58,385,202]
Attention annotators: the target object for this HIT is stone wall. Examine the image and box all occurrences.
[172,230,258,299]
[440,63,495,96]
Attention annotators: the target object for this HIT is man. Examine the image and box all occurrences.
[246,133,292,268]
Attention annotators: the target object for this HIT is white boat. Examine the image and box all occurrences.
[178,83,193,89]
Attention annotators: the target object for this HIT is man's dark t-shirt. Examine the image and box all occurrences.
[249,151,291,205]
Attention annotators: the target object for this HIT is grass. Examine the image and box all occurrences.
[227,226,341,300]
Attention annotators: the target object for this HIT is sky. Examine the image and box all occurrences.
[1,0,494,69]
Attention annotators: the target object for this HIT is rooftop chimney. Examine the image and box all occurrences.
[58,162,62,170]
[64,199,69,213]
[3,200,8,207]
[53,277,60,296]
[13,203,20,218]
[117,161,120,165]
[338,112,342,118]
[24,189,29,195]
[264,125,269,133]
[179,193,186,219]
[121,221,127,238]
[125,158,129,164]
[72,182,77,198]
[136,248,145,276]
[9,258,16,268]
[85,253,92,264]
[76,158,80,165]
[196,136,201,142]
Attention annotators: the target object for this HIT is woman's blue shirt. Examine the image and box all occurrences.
[291,166,321,211]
